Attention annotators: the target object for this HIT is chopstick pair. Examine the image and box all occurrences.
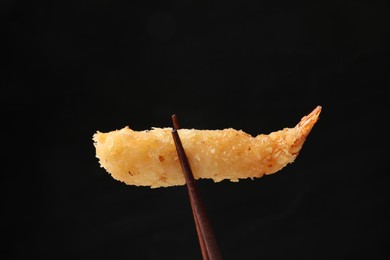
[171,115,223,260]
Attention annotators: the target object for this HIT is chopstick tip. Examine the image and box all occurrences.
[172,114,180,130]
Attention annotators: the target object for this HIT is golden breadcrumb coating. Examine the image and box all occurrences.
[93,106,321,188]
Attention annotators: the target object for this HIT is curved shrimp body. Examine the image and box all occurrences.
[93,106,321,188]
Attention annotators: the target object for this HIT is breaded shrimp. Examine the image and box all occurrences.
[93,106,321,188]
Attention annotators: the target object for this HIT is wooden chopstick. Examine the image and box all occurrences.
[171,115,223,260]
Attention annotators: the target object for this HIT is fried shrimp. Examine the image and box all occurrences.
[93,106,321,188]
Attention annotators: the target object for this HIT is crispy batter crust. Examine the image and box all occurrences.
[93,106,321,188]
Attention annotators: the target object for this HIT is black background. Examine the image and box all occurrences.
[1,0,389,259]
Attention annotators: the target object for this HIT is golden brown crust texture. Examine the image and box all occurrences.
[93,106,321,188]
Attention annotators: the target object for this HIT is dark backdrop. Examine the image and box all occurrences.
[1,0,389,259]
